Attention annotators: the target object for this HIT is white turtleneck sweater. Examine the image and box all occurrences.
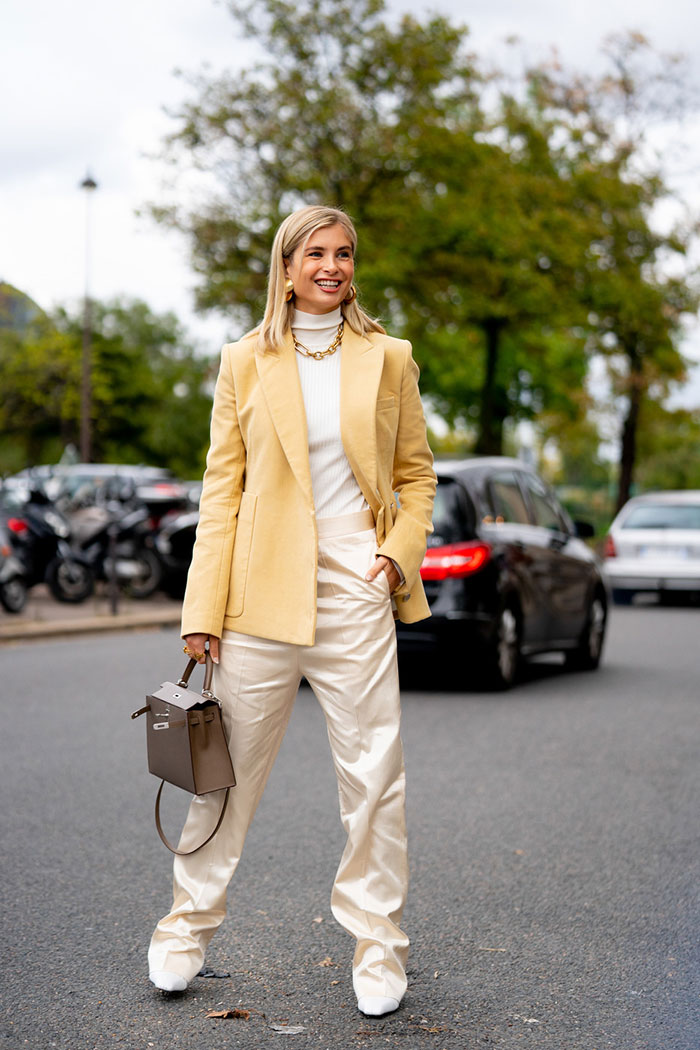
[292,307,370,519]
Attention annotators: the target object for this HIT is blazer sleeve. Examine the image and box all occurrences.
[181,344,246,639]
[376,342,436,589]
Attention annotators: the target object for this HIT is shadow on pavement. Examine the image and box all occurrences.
[398,650,574,693]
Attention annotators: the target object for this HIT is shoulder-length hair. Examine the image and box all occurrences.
[256,205,386,352]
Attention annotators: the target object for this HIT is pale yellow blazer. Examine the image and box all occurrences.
[181,325,436,646]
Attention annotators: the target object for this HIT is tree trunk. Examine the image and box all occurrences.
[616,350,644,512]
[475,318,507,455]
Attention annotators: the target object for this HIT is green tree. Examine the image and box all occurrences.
[148,0,601,451]
[634,401,700,491]
[149,7,698,472]
[527,32,699,509]
[0,297,214,476]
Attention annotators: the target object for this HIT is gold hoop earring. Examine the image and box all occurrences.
[344,284,357,305]
[284,278,294,302]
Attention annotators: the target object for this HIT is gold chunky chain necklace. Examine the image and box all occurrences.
[293,321,344,361]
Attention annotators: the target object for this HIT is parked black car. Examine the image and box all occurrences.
[396,457,608,689]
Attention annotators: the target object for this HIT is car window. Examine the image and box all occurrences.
[621,503,700,529]
[430,478,473,544]
[487,472,531,525]
[522,473,565,531]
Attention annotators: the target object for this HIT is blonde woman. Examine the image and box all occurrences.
[148,205,436,1018]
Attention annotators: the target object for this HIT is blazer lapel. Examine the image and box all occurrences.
[341,327,384,510]
[255,335,314,504]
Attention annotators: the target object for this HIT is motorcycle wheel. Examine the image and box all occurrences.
[0,577,28,613]
[46,558,95,603]
[122,549,162,600]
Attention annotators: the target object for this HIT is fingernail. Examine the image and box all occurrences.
[213,656,219,664]
[365,574,372,581]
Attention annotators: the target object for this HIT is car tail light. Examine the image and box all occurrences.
[420,541,491,580]
[7,517,28,535]
[153,483,183,495]
[603,534,616,558]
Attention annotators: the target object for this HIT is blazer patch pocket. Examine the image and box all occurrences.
[228,491,258,618]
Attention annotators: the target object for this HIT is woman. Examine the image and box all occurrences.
[148,205,436,1018]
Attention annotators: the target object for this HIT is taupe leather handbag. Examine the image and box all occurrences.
[132,654,236,855]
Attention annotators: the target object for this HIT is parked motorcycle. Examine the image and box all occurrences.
[152,508,198,598]
[68,499,163,599]
[5,486,94,603]
[0,524,28,613]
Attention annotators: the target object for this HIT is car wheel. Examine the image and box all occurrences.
[612,588,634,606]
[0,576,28,613]
[483,604,520,690]
[565,593,607,671]
[46,557,95,603]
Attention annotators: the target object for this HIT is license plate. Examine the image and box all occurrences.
[638,545,689,560]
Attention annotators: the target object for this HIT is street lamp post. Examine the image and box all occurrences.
[80,172,98,462]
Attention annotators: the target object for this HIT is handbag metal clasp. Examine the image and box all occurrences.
[201,689,222,706]
[152,722,170,731]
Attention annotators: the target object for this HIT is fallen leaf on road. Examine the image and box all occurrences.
[270,1024,306,1034]
[317,956,335,967]
[206,1008,250,1020]
[312,916,324,923]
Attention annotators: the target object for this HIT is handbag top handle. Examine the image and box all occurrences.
[178,652,215,698]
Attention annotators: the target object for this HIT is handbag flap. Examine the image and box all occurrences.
[150,680,209,711]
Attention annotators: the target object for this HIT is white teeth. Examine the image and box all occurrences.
[317,281,340,287]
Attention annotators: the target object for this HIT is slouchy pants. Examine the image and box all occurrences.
[148,513,409,1001]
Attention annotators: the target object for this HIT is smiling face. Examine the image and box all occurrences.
[284,223,355,314]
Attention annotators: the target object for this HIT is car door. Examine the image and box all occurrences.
[518,471,590,642]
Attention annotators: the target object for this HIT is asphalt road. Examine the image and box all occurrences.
[1,605,698,1050]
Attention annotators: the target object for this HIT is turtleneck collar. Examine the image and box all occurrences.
[292,306,343,330]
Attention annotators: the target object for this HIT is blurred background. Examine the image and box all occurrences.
[2,0,699,531]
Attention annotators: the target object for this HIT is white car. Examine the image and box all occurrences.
[604,491,700,604]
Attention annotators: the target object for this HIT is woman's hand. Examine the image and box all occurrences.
[183,633,220,664]
[365,556,401,594]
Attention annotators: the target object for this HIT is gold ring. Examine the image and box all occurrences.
[183,645,206,661]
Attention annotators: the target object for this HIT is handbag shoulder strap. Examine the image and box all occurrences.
[154,780,230,856]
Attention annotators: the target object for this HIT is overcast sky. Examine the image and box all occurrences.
[2,0,699,397]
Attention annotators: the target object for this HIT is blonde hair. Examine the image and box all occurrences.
[256,205,385,352]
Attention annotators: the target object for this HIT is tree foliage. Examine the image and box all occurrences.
[0,298,214,477]
[150,0,599,451]
[524,33,699,507]
[148,5,698,490]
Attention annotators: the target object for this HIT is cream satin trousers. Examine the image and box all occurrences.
[148,518,409,1001]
